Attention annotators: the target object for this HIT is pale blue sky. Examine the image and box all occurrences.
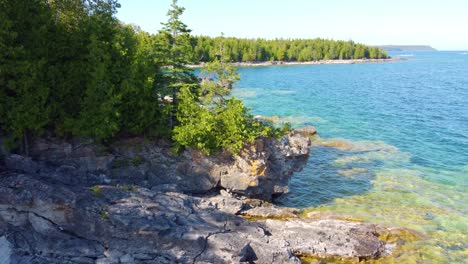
[116,0,468,50]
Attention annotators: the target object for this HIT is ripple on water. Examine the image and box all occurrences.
[234,53,468,262]
[288,139,468,263]
[278,136,467,263]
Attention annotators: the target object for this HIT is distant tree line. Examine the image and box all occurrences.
[193,37,389,62]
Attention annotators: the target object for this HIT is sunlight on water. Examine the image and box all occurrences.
[282,137,467,262]
[234,52,468,263]
[311,165,468,263]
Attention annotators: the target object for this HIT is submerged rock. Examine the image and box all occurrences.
[295,126,317,137]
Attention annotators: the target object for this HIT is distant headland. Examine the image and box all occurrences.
[377,45,437,51]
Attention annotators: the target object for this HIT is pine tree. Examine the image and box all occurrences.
[157,0,197,129]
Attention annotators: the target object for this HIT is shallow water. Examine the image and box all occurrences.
[232,52,468,263]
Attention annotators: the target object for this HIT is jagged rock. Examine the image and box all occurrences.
[198,195,245,215]
[5,154,39,174]
[29,137,115,173]
[120,254,134,263]
[0,172,414,263]
[218,132,311,199]
[17,131,310,200]
[0,131,418,263]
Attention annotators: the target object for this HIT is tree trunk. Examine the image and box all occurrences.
[23,132,29,157]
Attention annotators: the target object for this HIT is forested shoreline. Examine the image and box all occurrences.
[194,36,389,62]
[0,0,386,155]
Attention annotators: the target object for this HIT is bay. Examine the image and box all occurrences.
[232,51,468,262]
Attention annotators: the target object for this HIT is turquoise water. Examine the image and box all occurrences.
[232,52,468,262]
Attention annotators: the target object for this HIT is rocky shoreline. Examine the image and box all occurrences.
[187,57,405,68]
[0,130,418,263]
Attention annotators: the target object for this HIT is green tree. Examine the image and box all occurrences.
[157,0,197,128]
[118,26,166,136]
[201,34,240,91]
[64,0,123,140]
[0,0,53,153]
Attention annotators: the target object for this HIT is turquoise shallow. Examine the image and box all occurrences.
[232,52,468,262]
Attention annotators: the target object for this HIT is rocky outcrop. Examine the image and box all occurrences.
[0,131,418,263]
[21,131,310,200]
[0,171,412,264]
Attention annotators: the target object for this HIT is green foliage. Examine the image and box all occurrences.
[89,186,103,196]
[113,158,130,168]
[173,86,217,154]
[213,98,259,154]
[193,37,388,62]
[100,205,109,219]
[0,0,167,148]
[0,0,52,143]
[172,41,267,156]
[173,86,281,156]
[156,0,198,128]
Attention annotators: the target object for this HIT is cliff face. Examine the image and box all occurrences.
[0,131,416,263]
[21,131,311,200]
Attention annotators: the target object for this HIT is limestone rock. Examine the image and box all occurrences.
[0,236,12,264]
[0,172,413,263]
[5,154,39,174]
[240,202,299,220]
[20,131,310,200]
[265,219,385,258]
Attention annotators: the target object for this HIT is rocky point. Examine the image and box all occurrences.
[0,130,417,263]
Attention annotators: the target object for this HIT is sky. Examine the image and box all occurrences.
[116,0,468,50]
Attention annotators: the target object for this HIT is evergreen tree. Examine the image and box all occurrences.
[157,0,197,128]
[0,0,53,153]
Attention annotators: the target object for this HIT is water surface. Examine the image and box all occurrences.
[233,51,468,262]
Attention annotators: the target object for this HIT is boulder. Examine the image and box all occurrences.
[218,132,311,199]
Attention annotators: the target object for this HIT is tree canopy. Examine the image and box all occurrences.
[0,0,386,155]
